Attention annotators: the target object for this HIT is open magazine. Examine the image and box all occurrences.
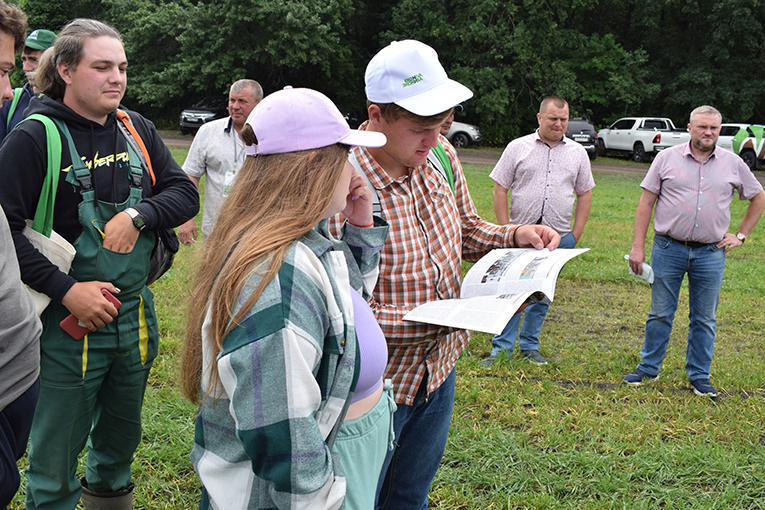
[403,248,588,334]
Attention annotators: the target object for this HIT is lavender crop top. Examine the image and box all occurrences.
[350,287,387,403]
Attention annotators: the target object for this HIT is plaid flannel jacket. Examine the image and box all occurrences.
[192,219,388,509]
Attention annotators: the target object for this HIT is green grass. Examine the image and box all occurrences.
[11,153,765,509]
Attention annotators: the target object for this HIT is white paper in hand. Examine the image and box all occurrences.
[624,255,654,284]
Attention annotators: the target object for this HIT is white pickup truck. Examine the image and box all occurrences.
[597,117,690,162]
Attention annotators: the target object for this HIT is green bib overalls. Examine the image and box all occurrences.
[25,119,159,510]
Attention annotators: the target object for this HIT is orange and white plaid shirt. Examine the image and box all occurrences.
[334,129,515,405]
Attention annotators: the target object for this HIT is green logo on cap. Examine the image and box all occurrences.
[402,74,424,88]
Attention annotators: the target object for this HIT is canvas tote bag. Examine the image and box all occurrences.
[21,114,76,315]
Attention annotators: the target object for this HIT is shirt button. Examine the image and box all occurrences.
[340,338,346,347]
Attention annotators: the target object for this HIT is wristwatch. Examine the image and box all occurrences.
[124,207,146,231]
[736,232,746,244]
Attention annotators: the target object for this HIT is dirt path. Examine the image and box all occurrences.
[457,149,765,183]
[162,134,192,148]
[161,135,764,183]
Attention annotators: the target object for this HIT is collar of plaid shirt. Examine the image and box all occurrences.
[345,129,514,405]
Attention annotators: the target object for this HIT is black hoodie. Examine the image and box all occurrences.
[0,95,199,303]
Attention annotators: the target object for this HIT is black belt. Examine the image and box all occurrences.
[668,236,709,249]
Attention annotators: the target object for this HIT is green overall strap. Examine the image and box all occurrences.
[115,110,155,187]
[53,118,94,200]
[23,113,63,237]
[428,142,455,195]
[114,112,149,191]
[54,118,144,198]
[6,87,24,127]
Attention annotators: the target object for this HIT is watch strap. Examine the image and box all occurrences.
[125,207,146,231]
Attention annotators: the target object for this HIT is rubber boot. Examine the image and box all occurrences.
[80,477,134,510]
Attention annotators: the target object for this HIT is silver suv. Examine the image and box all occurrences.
[446,121,482,148]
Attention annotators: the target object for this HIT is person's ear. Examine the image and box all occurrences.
[368,104,383,127]
[58,62,73,85]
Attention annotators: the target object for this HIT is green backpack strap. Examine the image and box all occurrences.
[352,142,456,218]
[6,87,24,127]
[428,141,455,195]
[22,113,62,237]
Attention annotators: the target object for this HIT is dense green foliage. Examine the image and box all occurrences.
[15,0,765,143]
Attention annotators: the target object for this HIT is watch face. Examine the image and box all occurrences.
[132,212,146,230]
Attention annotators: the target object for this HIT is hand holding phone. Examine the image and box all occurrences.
[60,289,122,340]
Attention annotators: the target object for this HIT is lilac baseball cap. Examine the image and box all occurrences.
[245,87,386,156]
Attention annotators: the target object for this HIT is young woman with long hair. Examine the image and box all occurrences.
[181,87,394,509]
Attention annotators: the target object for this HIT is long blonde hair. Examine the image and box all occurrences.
[181,124,349,402]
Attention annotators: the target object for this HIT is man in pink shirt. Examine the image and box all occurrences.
[625,105,765,396]
[486,96,595,366]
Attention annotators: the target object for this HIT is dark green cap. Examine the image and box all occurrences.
[25,29,56,51]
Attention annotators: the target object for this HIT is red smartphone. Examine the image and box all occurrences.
[60,289,122,340]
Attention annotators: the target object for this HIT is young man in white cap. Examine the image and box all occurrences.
[347,40,560,509]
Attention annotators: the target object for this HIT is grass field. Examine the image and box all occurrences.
[11,148,765,509]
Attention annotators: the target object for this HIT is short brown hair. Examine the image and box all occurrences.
[0,1,27,52]
[367,100,453,127]
[539,96,568,115]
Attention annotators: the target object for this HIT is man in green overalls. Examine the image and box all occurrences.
[0,19,199,510]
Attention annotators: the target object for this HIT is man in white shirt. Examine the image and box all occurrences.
[178,79,263,243]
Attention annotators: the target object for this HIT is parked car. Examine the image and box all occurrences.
[597,117,690,162]
[566,117,597,160]
[179,96,228,135]
[340,109,366,129]
[446,121,482,148]
[717,123,765,171]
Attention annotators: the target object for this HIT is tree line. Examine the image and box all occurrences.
[16,0,765,145]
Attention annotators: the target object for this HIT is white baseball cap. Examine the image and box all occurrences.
[365,40,473,117]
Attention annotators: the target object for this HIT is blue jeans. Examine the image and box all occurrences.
[490,232,577,357]
[375,369,455,510]
[636,234,725,381]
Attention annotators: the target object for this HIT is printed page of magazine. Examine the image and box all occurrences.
[403,248,588,334]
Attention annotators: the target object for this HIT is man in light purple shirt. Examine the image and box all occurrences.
[625,105,765,396]
[486,96,595,366]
